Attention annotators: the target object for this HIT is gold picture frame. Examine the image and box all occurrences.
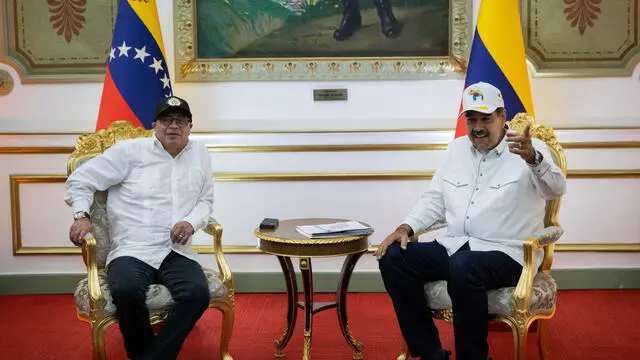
[174,0,473,82]
[0,0,117,83]
[522,0,640,77]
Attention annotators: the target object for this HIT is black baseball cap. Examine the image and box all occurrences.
[155,96,192,121]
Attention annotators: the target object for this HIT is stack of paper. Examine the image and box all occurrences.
[295,221,374,238]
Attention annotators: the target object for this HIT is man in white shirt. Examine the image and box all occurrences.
[65,96,214,360]
[375,82,566,360]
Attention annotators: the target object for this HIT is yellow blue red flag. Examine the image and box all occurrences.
[96,0,171,130]
[454,0,534,138]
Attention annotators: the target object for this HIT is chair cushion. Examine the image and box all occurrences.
[74,267,227,317]
[424,272,557,316]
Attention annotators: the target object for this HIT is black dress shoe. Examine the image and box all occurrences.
[374,0,401,38]
[333,0,362,41]
[421,349,451,360]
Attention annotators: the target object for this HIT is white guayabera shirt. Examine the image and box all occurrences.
[65,135,214,269]
[403,135,566,268]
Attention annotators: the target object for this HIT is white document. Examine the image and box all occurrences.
[296,221,374,238]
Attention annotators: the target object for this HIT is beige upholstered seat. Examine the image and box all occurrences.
[396,113,567,360]
[424,267,558,317]
[67,121,235,360]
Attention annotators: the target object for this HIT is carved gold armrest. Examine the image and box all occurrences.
[81,234,105,314]
[204,220,234,289]
[409,220,447,242]
[511,226,563,313]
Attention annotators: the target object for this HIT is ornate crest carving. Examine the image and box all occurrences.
[73,121,153,156]
[67,121,154,174]
[564,0,601,35]
[48,0,87,43]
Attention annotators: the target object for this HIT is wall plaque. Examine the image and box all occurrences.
[314,89,348,101]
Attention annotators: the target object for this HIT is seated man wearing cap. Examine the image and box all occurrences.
[65,96,213,360]
[375,82,566,360]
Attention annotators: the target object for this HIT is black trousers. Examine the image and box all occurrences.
[379,241,522,360]
[107,251,210,360]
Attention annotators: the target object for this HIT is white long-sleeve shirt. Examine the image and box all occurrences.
[64,136,214,269]
[403,135,566,267]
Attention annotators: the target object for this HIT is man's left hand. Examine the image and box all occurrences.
[506,124,536,164]
[171,221,194,245]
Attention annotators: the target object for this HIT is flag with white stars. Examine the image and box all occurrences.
[96,0,172,130]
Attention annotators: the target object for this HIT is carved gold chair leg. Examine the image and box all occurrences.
[91,324,107,360]
[216,300,235,360]
[537,319,550,360]
[396,338,410,360]
[511,323,529,360]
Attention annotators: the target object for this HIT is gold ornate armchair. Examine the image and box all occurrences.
[67,121,235,360]
[397,114,567,360]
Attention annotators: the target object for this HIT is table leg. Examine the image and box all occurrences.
[300,257,313,360]
[337,251,365,359]
[274,256,298,358]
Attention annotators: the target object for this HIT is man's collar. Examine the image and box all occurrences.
[152,134,192,157]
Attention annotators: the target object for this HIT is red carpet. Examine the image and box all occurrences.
[0,290,639,359]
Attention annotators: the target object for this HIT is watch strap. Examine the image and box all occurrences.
[74,211,90,220]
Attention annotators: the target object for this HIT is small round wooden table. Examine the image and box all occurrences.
[255,218,372,360]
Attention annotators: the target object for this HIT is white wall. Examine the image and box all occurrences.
[0,1,639,277]
[2,0,640,132]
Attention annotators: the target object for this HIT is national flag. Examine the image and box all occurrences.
[454,0,534,138]
[95,0,172,130]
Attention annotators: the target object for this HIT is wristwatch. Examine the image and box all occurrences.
[73,211,90,220]
[528,150,543,166]
[533,151,543,165]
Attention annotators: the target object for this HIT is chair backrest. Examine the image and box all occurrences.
[508,113,567,272]
[67,121,154,267]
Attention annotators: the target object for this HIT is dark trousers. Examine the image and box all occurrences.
[379,241,522,360]
[107,251,210,360]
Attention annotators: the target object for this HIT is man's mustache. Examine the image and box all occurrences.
[471,130,489,137]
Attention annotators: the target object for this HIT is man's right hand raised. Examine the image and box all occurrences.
[374,225,412,260]
[69,218,93,246]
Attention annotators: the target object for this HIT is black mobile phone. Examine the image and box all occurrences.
[259,218,279,230]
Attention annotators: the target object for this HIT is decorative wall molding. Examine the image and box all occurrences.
[0,147,74,154]
[1,142,638,154]
[8,174,216,255]
[9,171,640,255]
[0,0,118,83]
[1,127,640,155]
[1,126,640,137]
[523,0,640,77]
[10,174,71,255]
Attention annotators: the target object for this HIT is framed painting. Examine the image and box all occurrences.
[0,0,117,83]
[174,0,473,81]
[522,0,640,77]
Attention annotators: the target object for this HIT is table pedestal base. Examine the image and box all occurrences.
[273,252,365,360]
